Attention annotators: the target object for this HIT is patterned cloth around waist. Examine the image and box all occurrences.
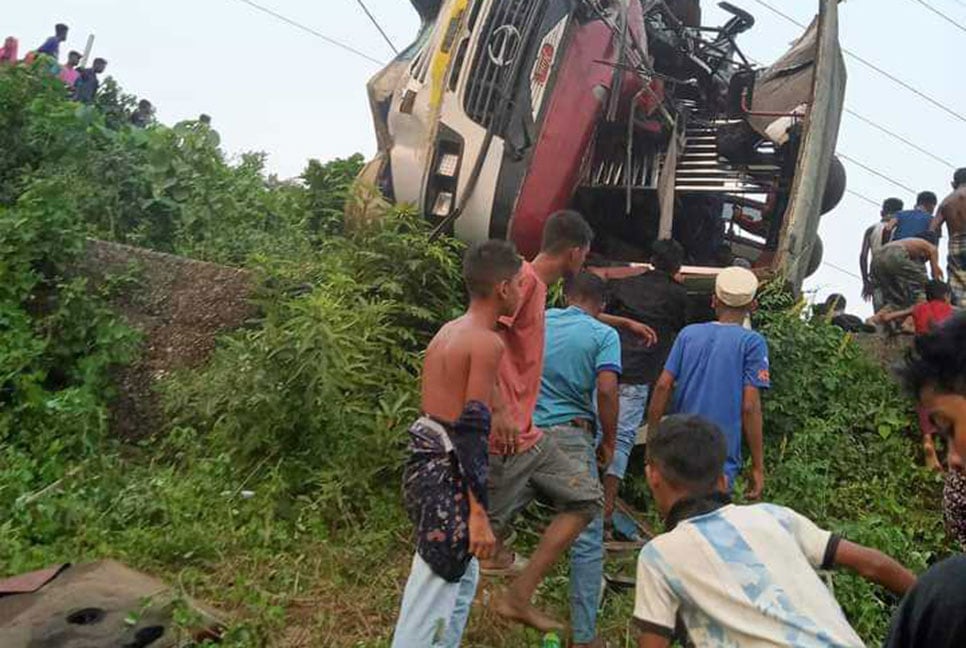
[944,469,966,551]
[402,402,491,582]
[949,234,966,303]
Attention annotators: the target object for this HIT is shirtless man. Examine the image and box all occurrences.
[870,234,943,313]
[391,240,523,648]
[931,168,966,305]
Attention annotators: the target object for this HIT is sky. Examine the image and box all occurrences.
[6,0,966,314]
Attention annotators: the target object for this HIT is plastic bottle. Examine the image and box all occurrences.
[541,632,562,648]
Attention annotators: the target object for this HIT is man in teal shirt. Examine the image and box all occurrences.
[534,272,621,647]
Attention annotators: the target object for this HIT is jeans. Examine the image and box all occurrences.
[551,424,604,644]
[391,553,479,647]
[607,383,650,479]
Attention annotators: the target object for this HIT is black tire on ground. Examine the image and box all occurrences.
[805,236,824,278]
[821,155,847,215]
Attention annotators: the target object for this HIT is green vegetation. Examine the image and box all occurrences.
[0,61,949,646]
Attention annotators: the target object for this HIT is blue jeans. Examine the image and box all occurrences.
[551,425,604,644]
[607,383,650,479]
[391,553,479,647]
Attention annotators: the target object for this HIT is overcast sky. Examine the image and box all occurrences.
[7,0,965,314]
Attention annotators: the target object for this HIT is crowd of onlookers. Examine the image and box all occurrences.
[833,172,966,557]
[390,206,966,647]
[1,23,154,127]
[857,170,966,326]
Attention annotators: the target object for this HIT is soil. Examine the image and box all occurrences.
[852,331,913,376]
[77,240,255,439]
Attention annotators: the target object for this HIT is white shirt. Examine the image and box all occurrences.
[634,503,863,647]
[868,220,893,257]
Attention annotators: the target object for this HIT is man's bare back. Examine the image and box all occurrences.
[938,186,966,238]
[422,315,504,423]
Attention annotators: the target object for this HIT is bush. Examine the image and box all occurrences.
[165,210,465,517]
[751,284,947,642]
[0,178,140,451]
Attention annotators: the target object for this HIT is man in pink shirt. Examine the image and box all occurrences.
[487,210,656,632]
[58,50,81,88]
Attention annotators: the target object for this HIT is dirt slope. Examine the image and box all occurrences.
[78,240,255,438]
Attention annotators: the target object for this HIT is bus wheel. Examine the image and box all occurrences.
[821,155,846,215]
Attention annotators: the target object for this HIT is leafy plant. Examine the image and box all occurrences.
[0,57,948,648]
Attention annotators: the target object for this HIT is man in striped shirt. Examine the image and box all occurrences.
[633,416,915,647]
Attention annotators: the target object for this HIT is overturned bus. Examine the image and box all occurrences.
[363,0,847,291]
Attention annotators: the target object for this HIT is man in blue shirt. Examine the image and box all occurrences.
[534,272,620,648]
[648,266,770,499]
[36,24,68,61]
[894,191,938,241]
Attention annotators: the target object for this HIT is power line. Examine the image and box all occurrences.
[228,0,386,66]
[843,109,956,169]
[747,0,966,125]
[353,0,399,54]
[839,153,918,194]
[912,0,966,34]
[846,189,880,208]
[823,260,863,281]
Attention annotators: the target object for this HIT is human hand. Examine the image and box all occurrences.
[746,465,764,500]
[627,321,658,347]
[933,266,945,282]
[469,510,497,560]
[491,409,520,455]
[597,442,615,471]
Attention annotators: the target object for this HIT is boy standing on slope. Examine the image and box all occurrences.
[534,272,622,647]
[647,266,769,498]
[634,415,915,648]
[391,240,523,647]
[482,211,656,632]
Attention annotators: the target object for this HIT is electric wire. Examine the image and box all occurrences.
[742,17,954,168]
[228,0,386,66]
[823,261,863,281]
[839,153,918,195]
[846,189,880,208]
[911,0,966,34]
[747,0,966,125]
[844,109,956,169]
[353,0,399,54]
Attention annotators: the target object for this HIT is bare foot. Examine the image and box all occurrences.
[480,550,527,575]
[479,546,514,570]
[926,457,943,473]
[491,590,565,632]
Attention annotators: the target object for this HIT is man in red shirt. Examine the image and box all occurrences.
[485,211,655,632]
[881,280,955,469]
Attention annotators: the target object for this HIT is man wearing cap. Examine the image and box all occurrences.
[647,267,770,499]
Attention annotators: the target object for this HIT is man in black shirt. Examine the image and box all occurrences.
[602,239,688,537]
[74,58,107,104]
